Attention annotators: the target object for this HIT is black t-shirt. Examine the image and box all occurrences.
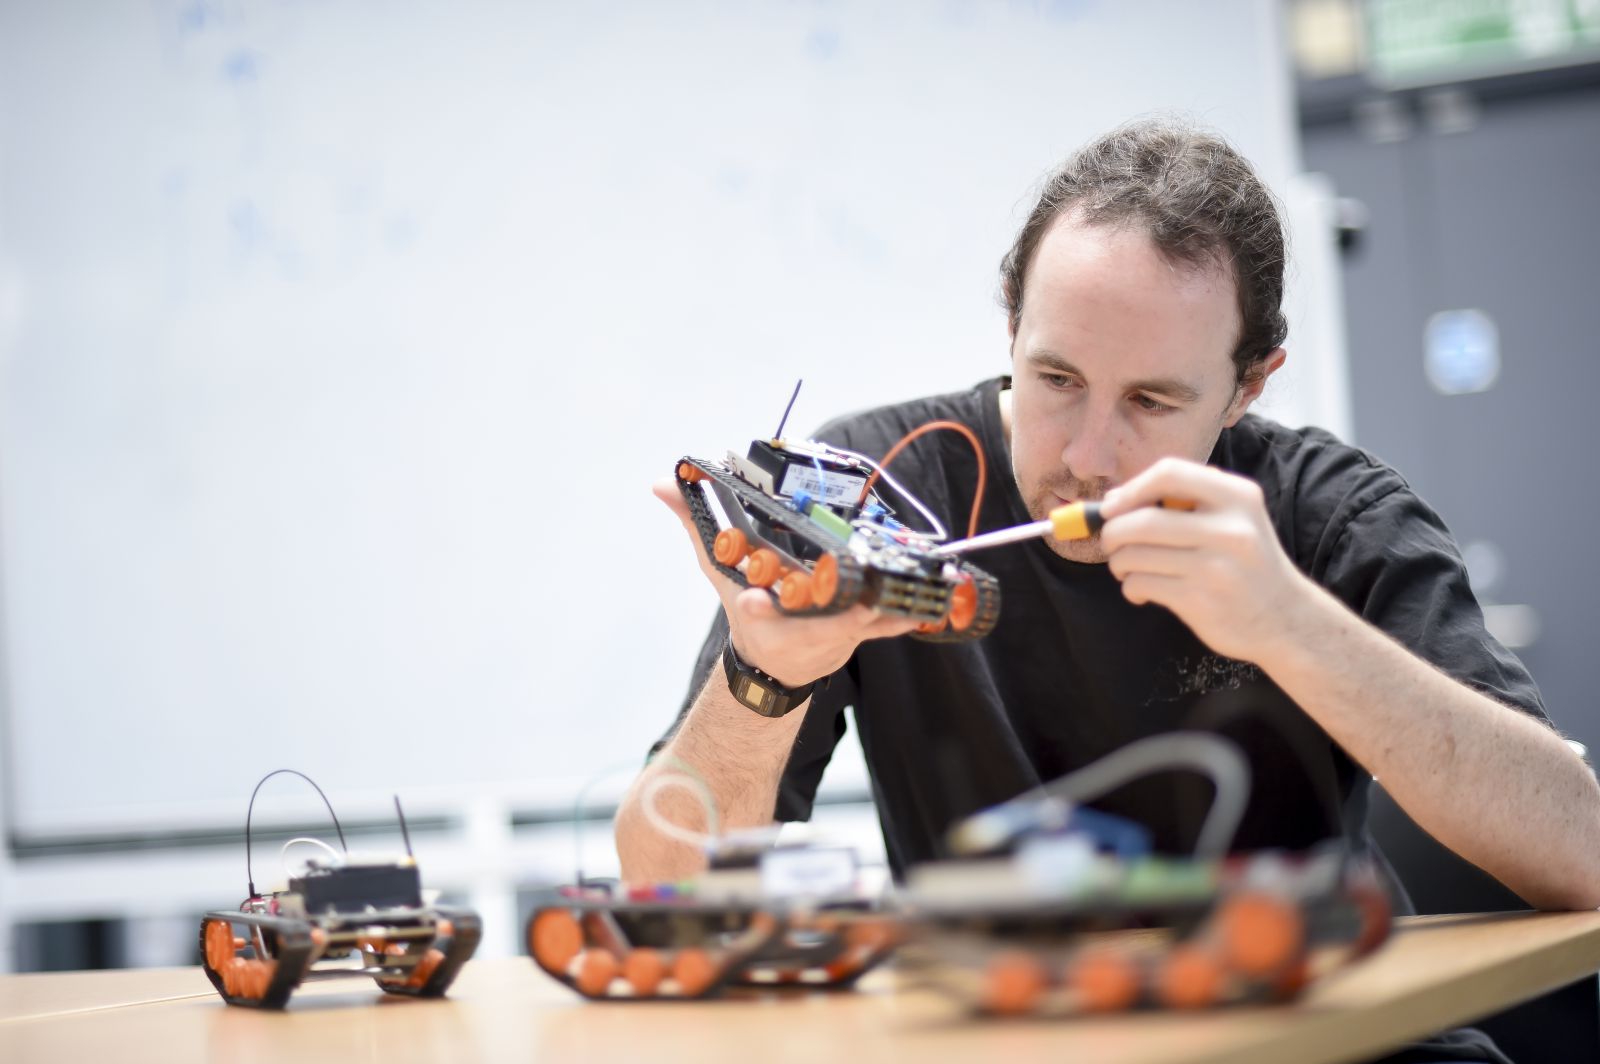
[656,377,1546,1064]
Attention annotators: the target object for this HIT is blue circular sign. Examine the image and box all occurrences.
[1424,309,1500,395]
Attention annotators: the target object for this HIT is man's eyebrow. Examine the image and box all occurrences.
[1025,350,1078,374]
[1127,375,1203,403]
[1024,350,1203,403]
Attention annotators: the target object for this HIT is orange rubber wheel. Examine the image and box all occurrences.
[575,948,619,997]
[713,528,750,566]
[844,919,895,952]
[811,554,840,606]
[252,959,279,999]
[1156,945,1226,1009]
[779,570,813,610]
[672,948,718,996]
[948,578,979,631]
[225,957,275,1000]
[746,548,783,588]
[1217,892,1303,978]
[821,955,863,982]
[1069,947,1142,1013]
[530,909,584,971]
[1268,957,1311,1002]
[405,948,446,990]
[677,462,705,483]
[982,951,1047,1016]
[915,615,948,635]
[204,920,235,973]
[623,949,666,996]
[220,957,245,996]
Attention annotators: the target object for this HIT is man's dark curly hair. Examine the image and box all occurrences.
[1000,119,1288,384]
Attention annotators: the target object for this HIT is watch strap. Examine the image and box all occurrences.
[721,639,815,718]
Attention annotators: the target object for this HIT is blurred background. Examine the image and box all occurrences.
[1,0,1596,981]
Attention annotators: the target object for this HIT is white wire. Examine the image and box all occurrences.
[817,444,951,542]
[639,770,721,853]
[280,836,342,880]
[1025,732,1252,861]
[573,758,655,884]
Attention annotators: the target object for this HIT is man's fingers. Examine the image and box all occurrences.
[734,594,919,640]
[860,613,927,640]
[1119,570,1184,608]
[652,476,699,534]
[1102,457,1257,518]
[652,476,720,572]
[1106,542,1196,581]
[653,477,743,603]
[1100,507,1210,552]
[737,594,868,630]
[734,587,780,623]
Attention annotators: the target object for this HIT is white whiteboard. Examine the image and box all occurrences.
[0,0,1309,835]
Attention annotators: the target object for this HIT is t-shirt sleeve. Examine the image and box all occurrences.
[1316,484,1549,723]
[646,608,859,823]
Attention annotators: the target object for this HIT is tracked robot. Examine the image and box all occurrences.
[199,770,481,1008]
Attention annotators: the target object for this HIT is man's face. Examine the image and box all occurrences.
[1005,214,1269,563]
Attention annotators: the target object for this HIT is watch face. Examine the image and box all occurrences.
[722,639,806,717]
[732,673,785,717]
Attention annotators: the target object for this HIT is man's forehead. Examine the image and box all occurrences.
[1019,215,1241,378]
[1028,214,1234,301]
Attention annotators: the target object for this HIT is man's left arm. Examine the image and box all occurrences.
[1100,457,1600,910]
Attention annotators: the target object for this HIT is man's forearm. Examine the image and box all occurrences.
[615,669,808,883]
[1260,574,1600,910]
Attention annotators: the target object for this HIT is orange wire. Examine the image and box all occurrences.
[856,419,987,540]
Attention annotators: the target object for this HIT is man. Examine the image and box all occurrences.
[616,120,1600,1057]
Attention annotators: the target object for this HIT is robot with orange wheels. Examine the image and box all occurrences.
[675,409,1001,641]
[199,771,481,1009]
[528,840,900,1001]
[895,733,1393,1017]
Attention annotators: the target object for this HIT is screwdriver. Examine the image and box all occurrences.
[929,498,1195,557]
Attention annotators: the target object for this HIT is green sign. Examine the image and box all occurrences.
[1367,0,1600,83]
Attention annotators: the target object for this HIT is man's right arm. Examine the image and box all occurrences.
[614,478,919,884]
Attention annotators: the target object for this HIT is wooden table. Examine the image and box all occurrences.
[4,912,1599,1064]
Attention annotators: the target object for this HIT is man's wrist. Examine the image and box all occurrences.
[1251,569,1347,678]
[727,632,817,690]
[721,638,815,718]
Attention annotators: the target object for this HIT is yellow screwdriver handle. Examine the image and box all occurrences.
[1047,497,1195,541]
[1048,502,1099,541]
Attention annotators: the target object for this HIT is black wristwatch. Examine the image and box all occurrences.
[721,639,816,718]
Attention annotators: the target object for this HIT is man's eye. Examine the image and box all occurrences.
[1041,373,1077,390]
[1133,394,1174,413]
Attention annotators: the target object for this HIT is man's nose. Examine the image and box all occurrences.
[1060,401,1121,482]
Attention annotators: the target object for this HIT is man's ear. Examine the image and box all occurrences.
[1224,347,1287,427]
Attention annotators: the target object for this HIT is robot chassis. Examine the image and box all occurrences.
[675,436,1000,640]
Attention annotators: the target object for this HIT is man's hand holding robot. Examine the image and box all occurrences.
[653,477,922,691]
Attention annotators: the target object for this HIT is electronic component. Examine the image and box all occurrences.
[674,386,1001,640]
[526,843,898,1002]
[895,733,1392,1016]
[197,770,480,1009]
